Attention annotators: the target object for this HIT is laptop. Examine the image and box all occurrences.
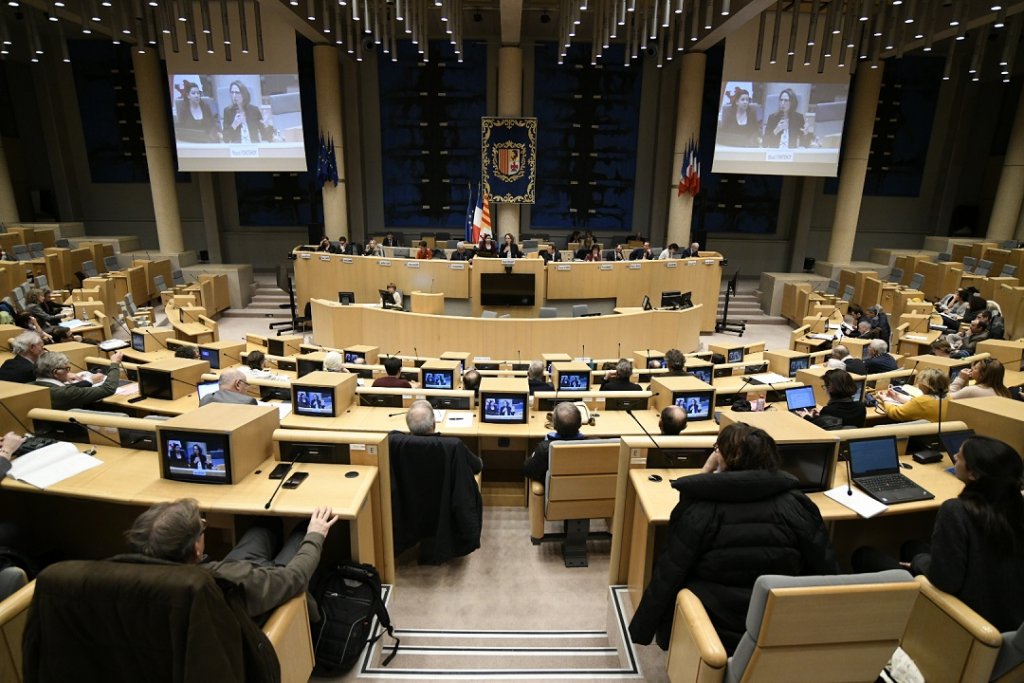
[940,429,975,470]
[784,385,817,413]
[847,436,935,504]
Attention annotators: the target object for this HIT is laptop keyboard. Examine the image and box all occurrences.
[859,473,912,491]
[12,435,59,459]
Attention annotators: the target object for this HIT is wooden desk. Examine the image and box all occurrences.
[896,330,941,357]
[410,291,444,315]
[976,339,1024,370]
[947,396,1024,456]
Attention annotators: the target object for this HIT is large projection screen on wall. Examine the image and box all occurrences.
[713,14,852,178]
[163,1,306,172]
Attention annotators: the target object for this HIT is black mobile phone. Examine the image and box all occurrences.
[282,472,309,489]
[268,462,292,480]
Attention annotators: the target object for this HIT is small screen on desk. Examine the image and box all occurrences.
[138,369,173,400]
[481,393,528,424]
[646,357,664,369]
[161,431,230,484]
[297,358,322,378]
[788,356,810,376]
[690,367,712,384]
[423,371,454,390]
[131,332,145,352]
[558,371,590,391]
[674,392,712,420]
[198,347,219,370]
[646,447,712,469]
[727,348,743,363]
[294,387,335,417]
[777,441,834,492]
[344,351,365,364]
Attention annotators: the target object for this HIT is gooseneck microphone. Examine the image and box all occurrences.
[67,416,121,447]
[845,455,854,496]
[264,450,308,509]
[625,408,661,450]
[388,410,409,418]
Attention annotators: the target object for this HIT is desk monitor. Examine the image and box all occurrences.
[713,367,734,378]
[131,331,145,353]
[293,385,337,417]
[480,392,528,424]
[278,440,350,465]
[604,395,650,411]
[423,369,455,390]
[788,355,810,376]
[344,350,366,364]
[674,391,713,420]
[197,380,220,403]
[360,393,404,408]
[777,441,835,492]
[198,347,221,370]
[32,419,89,444]
[165,339,185,351]
[260,385,291,401]
[785,386,817,412]
[297,357,323,378]
[690,367,713,384]
[660,290,682,309]
[275,359,297,372]
[727,348,743,364]
[138,368,174,400]
[428,394,471,410]
[266,338,287,357]
[940,429,975,462]
[852,378,866,403]
[646,446,713,469]
[679,291,693,309]
[645,356,665,369]
[558,371,591,391]
[161,430,231,484]
[475,361,501,371]
[338,291,355,305]
[379,289,400,309]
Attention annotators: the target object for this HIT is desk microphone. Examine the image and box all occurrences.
[264,449,308,510]
[413,347,419,363]
[67,416,121,447]
[617,342,621,360]
[845,455,853,496]
[729,376,756,411]
[625,408,662,450]
[387,410,408,418]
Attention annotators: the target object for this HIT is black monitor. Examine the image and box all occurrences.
[744,362,768,374]
[480,392,528,424]
[138,368,173,400]
[398,369,421,382]
[277,440,350,465]
[32,419,89,444]
[690,367,712,384]
[423,369,455,390]
[558,371,591,391]
[679,291,693,309]
[776,441,835,492]
[727,348,743,364]
[660,290,682,309]
[161,430,231,484]
[124,365,139,382]
[198,347,221,370]
[510,362,530,372]
[275,359,297,372]
[480,273,536,306]
[379,289,399,309]
[344,350,366,364]
[267,338,286,357]
[360,393,404,408]
[712,367,734,378]
[338,291,356,305]
[260,385,291,401]
[646,446,713,469]
[788,356,810,376]
[673,391,713,420]
[604,395,650,411]
[297,358,323,378]
[293,386,337,417]
[131,331,145,353]
[427,394,471,409]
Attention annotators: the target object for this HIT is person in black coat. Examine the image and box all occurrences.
[864,340,898,374]
[499,233,523,259]
[523,402,586,482]
[798,368,866,428]
[763,88,808,149]
[222,81,270,143]
[629,242,654,260]
[0,331,45,383]
[526,361,553,395]
[629,423,837,653]
[600,359,642,391]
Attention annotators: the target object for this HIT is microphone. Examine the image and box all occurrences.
[264,449,308,510]
[845,454,853,496]
[388,350,401,359]
[388,410,408,418]
[625,408,661,450]
[429,277,434,293]
[67,416,121,447]
[617,342,621,359]
[413,347,419,363]
[729,375,756,411]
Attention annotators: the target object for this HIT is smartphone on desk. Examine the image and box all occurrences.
[282,472,308,489]
[268,462,292,480]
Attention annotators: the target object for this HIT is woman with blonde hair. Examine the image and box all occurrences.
[876,368,950,422]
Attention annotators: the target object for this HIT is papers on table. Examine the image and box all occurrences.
[824,485,887,518]
[444,412,475,428]
[257,401,293,419]
[746,372,790,385]
[115,382,139,396]
[62,319,89,330]
[7,442,102,489]
[99,339,129,351]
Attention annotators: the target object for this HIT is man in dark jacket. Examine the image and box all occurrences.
[0,331,45,383]
[629,424,837,653]
[864,340,898,374]
[600,359,642,392]
[526,360,554,394]
[523,401,586,482]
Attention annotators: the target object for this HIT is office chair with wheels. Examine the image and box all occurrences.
[539,307,558,318]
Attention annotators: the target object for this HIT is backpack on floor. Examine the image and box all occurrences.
[311,562,399,675]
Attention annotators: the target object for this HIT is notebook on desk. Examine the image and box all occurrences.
[847,436,934,505]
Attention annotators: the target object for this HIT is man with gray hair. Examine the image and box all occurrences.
[399,399,482,470]
[864,339,897,374]
[828,344,867,375]
[124,498,339,620]
[199,368,258,406]
[523,401,586,482]
[0,331,45,383]
[600,359,642,392]
[32,350,123,410]
[527,360,553,394]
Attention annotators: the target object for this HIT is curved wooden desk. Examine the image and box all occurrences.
[310,299,704,358]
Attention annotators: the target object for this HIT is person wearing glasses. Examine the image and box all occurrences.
[199,368,258,407]
[629,423,837,654]
[124,498,340,620]
[221,80,271,144]
[31,351,124,410]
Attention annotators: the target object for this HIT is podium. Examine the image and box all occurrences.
[411,291,444,315]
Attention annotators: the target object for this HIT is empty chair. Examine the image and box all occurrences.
[55,238,71,248]
[153,274,167,292]
[393,247,410,258]
[937,251,952,262]
[908,273,925,291]
[841,285,855,302]
[11,244,30,261]
[82,260,98,278]
[1001,264,1017,277]
[572,304,589,318]
[35,275,49,291]
[539,307,558,318]
[171,269,185,286]
[975,259,993,277]
[523,239,540,251]
[481,310,498,318]
[964,256,978,271]
[28,242,44,258]
[104,255,120,271]
[825,279,839,295]
[887,267,904,283]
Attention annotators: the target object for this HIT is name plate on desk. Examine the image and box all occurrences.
[449,262,465,270]
[319,254,332,262]
[300,253,311,259]
[599,264,613,271]
[665,261,678,268]
[405,261,420,268]
[501,259,516,267]
[628,263,642,270]
[685,260,695,265]
[556,264,571,271]
[377,259,392,267]
[704,259,715,265]
[342,257,353,264]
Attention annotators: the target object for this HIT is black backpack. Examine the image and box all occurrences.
[311,563,399,675]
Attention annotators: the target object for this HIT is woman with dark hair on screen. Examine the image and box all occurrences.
[175,80,218,142]
[853,436,1024,631]
[764,88,808,149]
[717,87,761,147]
[629,423,837,653]
[222,80,270,143]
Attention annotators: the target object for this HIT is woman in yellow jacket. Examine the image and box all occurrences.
[875,368,950,423]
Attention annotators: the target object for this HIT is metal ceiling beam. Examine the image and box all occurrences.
[691,0,780,51]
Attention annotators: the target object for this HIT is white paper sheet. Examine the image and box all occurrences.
[7,442,103,489]
[824,485,888,518]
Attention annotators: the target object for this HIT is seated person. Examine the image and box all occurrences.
[0,331,45,383]
[372,356,412,389]
[629,423,837,652]
[937,287,973,328]
[679,241,701,258]
[949,357,1011,400]
[662,349,688,377]
[947,318,988,357]
[363,239,383,257]
[330,236,352,254]
[415,241,432,259]
[600,359,642,392]
[977,308,1004,340]
[394,399,482,473]
[875,368,949,423]
[462,368,481,395]
[382,231,400,247]
[323,351,349,373]
[929,338,953,357]
[381,282,403,309]
[864,305,891,343]
[499,233,523,259]
[538,246,563,263]
[826,344,867,375]
[317,236,331,252]
[629,242,654,260]
[0,432,27,601]
[32,351,123,410]
[522,401,585,482]
[174,345,200,360]
[863,339,897,374]
[449,241,474,261]
[125,498,339,621]
[477,235,499,257]
[609,244,626,261]
[199,368,258,407]
[797,368,866,428]
[527,360,553,394]
[584,244,602,262]
[850,320,881,340]
[852,436,1024,632]
[240,350,289,381]
[659,405,687,435]
[960,294,988,327]
[657,243,678,260]
[24,287,70,337]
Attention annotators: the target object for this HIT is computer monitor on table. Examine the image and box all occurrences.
[297,357,323,378]
[360,393,404,408]
[660,290,682,309]
[423,369,456,391]
[776,441,836,492]
[788,355,810,376]
[690,367,712,384]
[480,391,529,424]
[338,291,355,305]
[138,368,174,400]
[292,385,338,418]
[557,371,591,392]
[344,350,366,364]
[160,430,231,485]
[727,348,743,364]
[673,391,713,421]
